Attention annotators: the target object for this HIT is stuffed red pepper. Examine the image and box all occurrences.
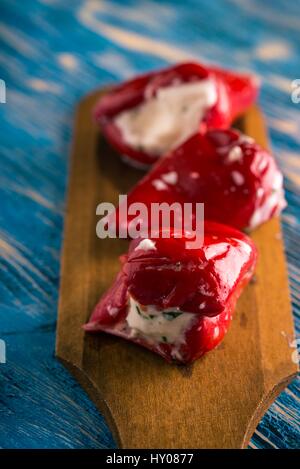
[110,128,286,232]
[94,62,259,167]
[84,223,257,364]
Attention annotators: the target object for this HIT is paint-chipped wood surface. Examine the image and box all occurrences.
[2,0,300,450]
[56,90,298,449]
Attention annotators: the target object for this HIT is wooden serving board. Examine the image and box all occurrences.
[56,90,298,449]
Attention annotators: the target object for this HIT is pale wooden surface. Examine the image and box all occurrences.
[56,90,298,449]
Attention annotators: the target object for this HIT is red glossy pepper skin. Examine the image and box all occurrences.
[94,62,259,167]
[112,128,286,232]
[84,224,257,364]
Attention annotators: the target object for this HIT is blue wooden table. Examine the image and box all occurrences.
[0,0,299,449]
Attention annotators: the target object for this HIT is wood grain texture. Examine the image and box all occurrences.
[56,90,298,449]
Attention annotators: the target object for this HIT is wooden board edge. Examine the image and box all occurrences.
[55,89,299,449]
[242,371,298,448]
[56,354,122,447]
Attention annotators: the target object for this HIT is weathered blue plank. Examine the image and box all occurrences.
[0,0,299,449]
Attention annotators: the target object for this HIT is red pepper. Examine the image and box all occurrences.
[94,62,259,167]
[84,223,257,364]
[111,128,286,232]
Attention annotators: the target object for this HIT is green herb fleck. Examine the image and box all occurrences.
[162,312,182,320]
[136,305,153,320]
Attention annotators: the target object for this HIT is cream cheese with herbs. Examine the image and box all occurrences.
[114,79,217,155]
[126,296,196,345]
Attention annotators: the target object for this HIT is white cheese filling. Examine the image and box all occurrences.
[114,79,217,155]
[134,238,156,251]
[248,172,286,229]
[126,296,196,346]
